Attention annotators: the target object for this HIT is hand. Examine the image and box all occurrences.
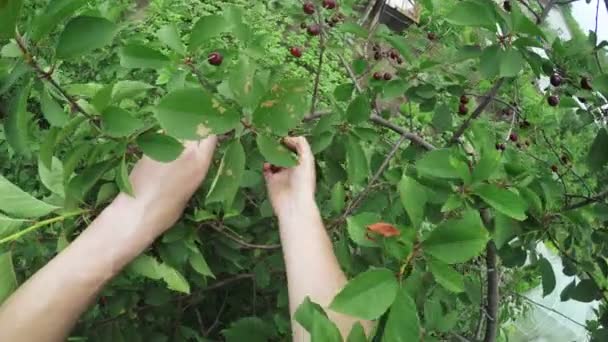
[110,135,218,238]
[263,136,316,218]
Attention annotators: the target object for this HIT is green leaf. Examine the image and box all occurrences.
[398,176,427,228]
[331,182,346,214]
[493,213,518,249]
[30,0,87,41]
[472,148,501,182]
[116,157,134,197]
[587,128,608,172]
[136,132,184,163]
[474,184,527,221]
[206,140,246,208]
[228,56,264,109]
[511,5,545,39]
[422,210,489,264]
[538,257,556,297]
[416,149,460,179]
[595,74,608,98]
[38,156,65,197]
[479,45,501,78]
[158,263,190,294]
[329,268,398,320]
[429,259,465,293]
[346,212,379,247]
[4,80,31,156]
[346,322,366,342]
[311,312,343,342]
[445,0,497,30]
[338,22,368,38]
[56,16,117,59]
[39,128,59,169]
[382,35,414,61]
[256,135,297,167]
[157,24,186,55]
[0,0,23,39]
[189,15,230,51]
[252,79,308,136]
[156,88,240,139]
[432,103,452,133]
[295,297,326,332]
[0,174,59,218]
[383,80,409,100]
[334,83,354,102]
[222,317,274,342]
[101,106,143,137]
[499,48,525,77]
[128,254,162,279]
[119,44,170,69]
[570,279,599,302]
[383,288,420,342]
[66,159,115,202]
[41,88,69,127]
[189,249,214,278]
[346,94,370,124]
[112,80,154,103]
[0,252,17,304]
[346,134,368,185]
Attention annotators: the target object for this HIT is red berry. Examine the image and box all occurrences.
[389,49,399,59]
[307,24,321,36]
[383,72,393,80]
[374,51,382,60]
[427,32,437,41]
[303,2,315,15]
[373,72,383,80]
[290,46,302,58]
[509,132,518,142]
[208,52,223,66]
[503,1,512,12]
[322,0,337,9]
[460,95,469,104]
[581,77,593,90]
[458,103,468,115]
[551,165,558,173]
[495,143,506,151]
[550,73,562,87]
[547,95,560,107]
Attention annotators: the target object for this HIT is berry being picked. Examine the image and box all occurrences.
[550,73,562,87]
[551,165,558,173]
[290,46,303,58]
[307,24,321,36]
[460,95,469,104]
[383,72,393,80]
[581,77,593,90]
[509,132,518,142]
[322,0,337,10]
[373,72,383,80]
[458,103,468,115]
[208,52,223,66]
[503,1,512,12]
[547,95,560,107]
[427,32,437,41]
[303,2,315,15]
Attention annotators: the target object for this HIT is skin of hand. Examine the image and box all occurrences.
[263,137,372,341]
[0,136,217,342]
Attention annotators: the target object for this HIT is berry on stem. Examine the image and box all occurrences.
[495,143,506,151]
[427,32,437,41]
[322,0,337,10]
[509,132,518,142]
[503,1,512,12]
[460,95,469,104]
[458,103,468,115]
[550,73,562,87]
[307,24,321,36]
[383,72,393,80]
[373,72,383,80]
[551,165,558,173]
[290,46,302,58]
[547,95,560,107]
[303,2,315,15]
[389,49,399,59]
[208,52,223,66]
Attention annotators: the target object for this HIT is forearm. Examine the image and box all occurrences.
[277,197,371,340]
[0,196,158,342]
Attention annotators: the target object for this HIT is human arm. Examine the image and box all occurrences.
[0,136,217,342]
[263,137,372,341]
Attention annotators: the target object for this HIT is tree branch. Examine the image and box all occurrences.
[540,0,558,23]
[310,16,327,116]
[484,240,499,342]
[563,189,608,211]
[517,0,542,23]
[204,223,281,250]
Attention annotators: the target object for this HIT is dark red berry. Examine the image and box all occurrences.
[503,1,512,12]
[551,165,558,173]
[373,72,383,80]
[374,51,382,60]
[383,72,393,81]
[427,32,437,41]
[303,2,315,15]
[509,132,518,142]
[458,103,468,115]
[307,24,321,36]
[561,155,569,164]
[290,46,302,58]
[322,0,337,10]
[389,49,399,59]
[550,73,562,87]
[581,77,593,90]
[547,95,559,107]
[495,143,506,151]
[460,95,469,104]
[208,52,223,66]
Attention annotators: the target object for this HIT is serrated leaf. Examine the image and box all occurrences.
[4,80,31,156]
[101,106,143,137]
[399,176,427,228]
[30,0,86,41]
[346,212,379,247]
[538,257,556,297]
[416,149,460,179]
[116,157,134,196]
[119,44,169,69]
[331,182,346,213]
[480,45,501,78]
[206,140,245,208]
[136,132,184,163]
[189,15,230,51]
[446,0,497,30]
[0,252,17,304]
[158,263,190,294]
[330,268,398,320]
[157,24,186,55]
[346,94,370,124]
[256,135,297,167]
[40,88,69,127]
[112,80,153,103]
[432,103,452,133]
[474,184,527,221]
[499,48,525,77]
[0,0,23,39]
[429,259,465,293]
[252,79,308,136]
[56,16,117,59]
[383,288,420,342]
[493,213,518,249]
[38,156,65,197]
[334,83,354,102]
[189,249,214,278]
[0,174,59,218]
[346,134,368,185]
[39,128,60,169]
[422,210,489,264]
[472,148,501,182]
[128,254,162,279]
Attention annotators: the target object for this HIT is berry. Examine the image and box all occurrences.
[208,52,223,66]
[307,24,321,36]
[561,155,569,164]
[389,49,399,59]
[460,95,469,104]
[503,1,512,12]
[509,132,518,142]
[550,73,562,87]
[551,165,558,173]
[322,0,337,10]
[300,22,307,29]
[396,57,403,64]
[427,32,437,41]
[374,51,382,60]
[581,77,593,90]
[331,16,340,24]
[516,142,522,149]
[458,103,468,115]
[496,143,506,151]
[373,72,383,80]
[383,72,393,80]
[290,46,303,58]
[303,2,315,15]
[547,95,560,107]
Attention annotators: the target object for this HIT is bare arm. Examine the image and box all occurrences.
[263,137,372,341]
[0,137,217,342]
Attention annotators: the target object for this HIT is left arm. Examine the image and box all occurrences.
[0,137,217,342]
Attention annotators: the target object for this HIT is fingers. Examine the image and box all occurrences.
[282,136,313,166]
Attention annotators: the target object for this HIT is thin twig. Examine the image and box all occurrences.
[205,223,281,250]
[595,0,605,73]
[517,0,542,23]
[563,189,608,211]
[310,17,326,116]
[511,292,587,328]
[204,293,228,337]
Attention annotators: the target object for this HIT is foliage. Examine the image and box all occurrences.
[2,0,608,341]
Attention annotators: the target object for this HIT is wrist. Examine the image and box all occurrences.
[276,195,319,223]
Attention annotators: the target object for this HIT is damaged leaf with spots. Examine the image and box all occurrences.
[252,79,308,136]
